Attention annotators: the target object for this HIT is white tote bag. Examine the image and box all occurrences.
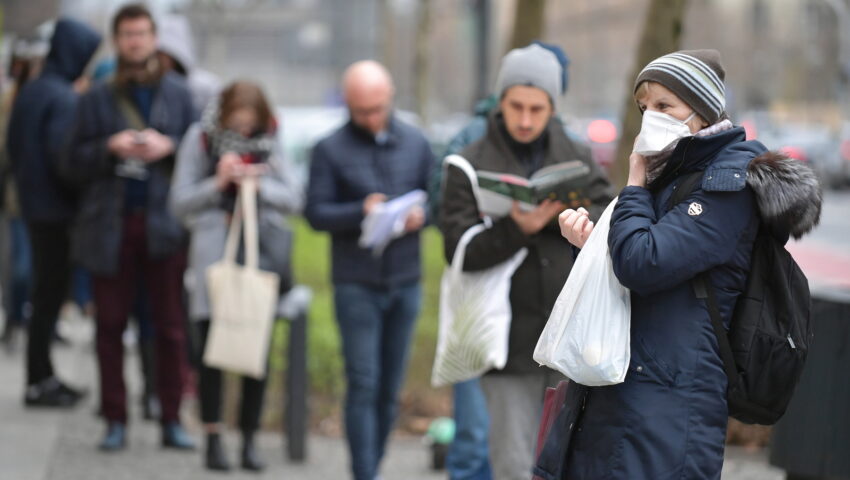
[533,198,631,386]
[431,155,527,387]
[203,176,280,379]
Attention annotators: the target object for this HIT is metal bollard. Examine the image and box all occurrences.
[279,285,312,462]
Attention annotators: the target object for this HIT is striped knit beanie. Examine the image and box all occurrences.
[634,49,726,125]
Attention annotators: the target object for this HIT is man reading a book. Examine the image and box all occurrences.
[439,44,614,480]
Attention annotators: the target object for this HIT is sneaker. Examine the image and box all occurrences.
[99,422,127,451]
[162,422,196,450]
[24,377,86,408]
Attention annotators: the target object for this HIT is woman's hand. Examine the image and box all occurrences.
[215,152,243,191]
[558,207,593,248]
[627,151,648,188]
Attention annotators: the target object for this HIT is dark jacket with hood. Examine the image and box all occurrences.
[6,18,100,224]
[565,126,822,479]
[440,112,615,375]
[304,115,433,287]
[61,67,195,276]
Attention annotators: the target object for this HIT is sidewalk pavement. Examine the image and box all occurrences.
[0,313,787,480]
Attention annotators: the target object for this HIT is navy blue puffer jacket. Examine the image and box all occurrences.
[565,126,814,479]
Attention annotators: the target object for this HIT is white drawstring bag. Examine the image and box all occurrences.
[533,198,631,386]
[431,155,527,387]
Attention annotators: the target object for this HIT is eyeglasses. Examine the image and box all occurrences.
[116,29,154,39]
[350,104,389,118]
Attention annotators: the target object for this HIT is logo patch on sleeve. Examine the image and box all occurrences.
[688,202,703,216]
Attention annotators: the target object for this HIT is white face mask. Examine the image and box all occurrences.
[633,110,696,156]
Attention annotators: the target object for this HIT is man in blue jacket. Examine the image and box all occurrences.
[63,4,196,451]
[7,17,100,408]
[305,60,433,480]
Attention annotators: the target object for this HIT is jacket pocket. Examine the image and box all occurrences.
[627,338,677,387]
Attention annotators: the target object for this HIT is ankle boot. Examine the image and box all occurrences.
[241,431,265,471]
[205,433,230,471]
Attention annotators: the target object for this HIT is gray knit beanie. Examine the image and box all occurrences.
[634,49,726,125]
[494,44,561,106]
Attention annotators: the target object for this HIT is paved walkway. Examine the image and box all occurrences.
[0,314,787,480]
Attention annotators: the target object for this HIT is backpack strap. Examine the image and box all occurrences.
[109,79,147,131]
[693,274,742,388]
[666,170,704,211]
[668,170,742,388]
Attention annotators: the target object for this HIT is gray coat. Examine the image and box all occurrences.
[169,124,303,321]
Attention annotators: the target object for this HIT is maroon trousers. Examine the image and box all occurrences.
[93,214,187,424]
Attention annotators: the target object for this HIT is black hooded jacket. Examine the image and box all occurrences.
[6,18,101,223]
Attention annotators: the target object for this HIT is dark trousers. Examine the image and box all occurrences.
[26,222,71,385]
[6,218,32,326]
[195,320,267,432]
[92,214,187,424]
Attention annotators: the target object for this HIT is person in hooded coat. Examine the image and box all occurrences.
[559,49,822,479]
[6,17,101,408]
[156,14,221,115]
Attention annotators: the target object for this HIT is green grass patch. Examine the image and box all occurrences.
[264,217,449,430]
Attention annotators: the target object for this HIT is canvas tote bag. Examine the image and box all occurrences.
[203,176,280,379]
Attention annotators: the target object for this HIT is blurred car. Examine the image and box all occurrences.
[565,115,620,176]
[739,112,843,189]
[835,121,850,188]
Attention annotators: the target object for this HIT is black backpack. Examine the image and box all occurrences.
[669,171,813,425]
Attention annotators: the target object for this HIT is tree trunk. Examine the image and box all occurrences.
[474,0,492,104]
[612,0,688,188]
[414,0,432,123]
[509,0,546,51]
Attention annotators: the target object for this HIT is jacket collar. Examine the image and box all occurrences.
[346,113,400,146]
[651,127,748,190]
[480,110,580,176]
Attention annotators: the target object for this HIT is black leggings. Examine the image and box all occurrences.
[196,320,268,432]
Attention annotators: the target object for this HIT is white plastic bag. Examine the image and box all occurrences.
[431,154,527,387]
[533,198,631,386]
[431,224,527,387]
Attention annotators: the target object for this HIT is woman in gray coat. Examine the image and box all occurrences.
[170,81,302,472]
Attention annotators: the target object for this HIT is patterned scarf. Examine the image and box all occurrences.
[200,99,278,165]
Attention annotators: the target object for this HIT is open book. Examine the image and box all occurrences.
[476,160,592,217]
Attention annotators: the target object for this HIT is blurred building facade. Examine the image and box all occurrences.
[2,0,847,126]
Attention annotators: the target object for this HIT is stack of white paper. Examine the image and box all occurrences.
[358,189,428,256]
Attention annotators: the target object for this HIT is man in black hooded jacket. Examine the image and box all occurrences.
[7,17,101,408]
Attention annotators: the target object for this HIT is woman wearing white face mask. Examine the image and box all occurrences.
[557,50,822,478]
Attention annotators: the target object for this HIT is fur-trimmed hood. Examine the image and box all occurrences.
[747,151,822,239]
[657,126,823,241]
